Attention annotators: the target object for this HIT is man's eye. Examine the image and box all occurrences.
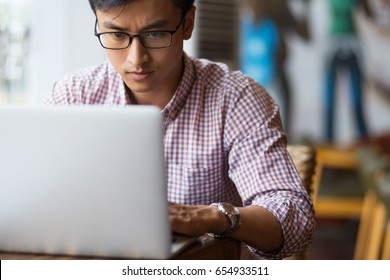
[110,33,127,40]
[112,33,126,39]
[145,31,164,38]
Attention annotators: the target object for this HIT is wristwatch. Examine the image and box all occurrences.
[209,202,241,238]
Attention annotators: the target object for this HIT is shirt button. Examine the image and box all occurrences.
[169,111,177,119]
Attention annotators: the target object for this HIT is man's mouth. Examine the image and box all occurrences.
[127,70,153,81]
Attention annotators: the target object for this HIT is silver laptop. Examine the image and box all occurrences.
[0,105,194,259]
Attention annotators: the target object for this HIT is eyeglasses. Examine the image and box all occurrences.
[94,15,185,50]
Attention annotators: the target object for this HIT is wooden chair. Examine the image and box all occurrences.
[312,145,364,219]
[287,145,317,203]
[377,169,390,260]
[381,217,390,259]
[354,189,387,259]
[354,153,390,259]
[285,144,317,259]
[312,142,390,259]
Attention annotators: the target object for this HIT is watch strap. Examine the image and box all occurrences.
[209,202,241,238]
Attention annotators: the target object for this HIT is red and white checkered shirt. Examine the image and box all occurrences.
[44,54,315,259]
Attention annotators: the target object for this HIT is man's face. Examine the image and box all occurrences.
[95,0,195,102]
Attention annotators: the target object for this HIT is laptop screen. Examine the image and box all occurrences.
[0,105,173,259]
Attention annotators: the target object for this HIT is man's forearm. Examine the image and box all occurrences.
[231,206,284,252]
[170,203,284,253]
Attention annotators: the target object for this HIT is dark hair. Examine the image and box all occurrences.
[88,0,195,15]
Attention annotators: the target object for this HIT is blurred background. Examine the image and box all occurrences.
[1,0,390,259]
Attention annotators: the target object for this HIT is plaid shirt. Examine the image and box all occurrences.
[44,54,315,259]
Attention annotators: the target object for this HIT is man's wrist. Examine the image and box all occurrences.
[208,202,241,238]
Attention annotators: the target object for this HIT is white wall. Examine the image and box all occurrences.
[26,0,105,104]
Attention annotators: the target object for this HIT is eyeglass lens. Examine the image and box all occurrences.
[99,31,173,49]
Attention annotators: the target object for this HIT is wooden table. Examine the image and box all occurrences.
[0,235,241,260]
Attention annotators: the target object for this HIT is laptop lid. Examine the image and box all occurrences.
[0,105,173,259]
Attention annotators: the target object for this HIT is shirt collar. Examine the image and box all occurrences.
[162,53,196,120]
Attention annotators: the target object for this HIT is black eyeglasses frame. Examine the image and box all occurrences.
[94,15,186,50]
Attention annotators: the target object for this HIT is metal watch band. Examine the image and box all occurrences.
[209,202,241,238]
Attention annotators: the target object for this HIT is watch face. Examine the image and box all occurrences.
[209,202,241,237]
[221,202,239,215]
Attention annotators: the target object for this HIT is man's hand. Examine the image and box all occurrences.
[170,203,284,252]
[169,203,229,236]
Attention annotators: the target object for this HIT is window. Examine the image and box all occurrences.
[196,0,239,69]
[0,0,31,103]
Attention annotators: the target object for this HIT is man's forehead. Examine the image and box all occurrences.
[95,3,181,32]
[95,0,179,15]
[95,0,180,21]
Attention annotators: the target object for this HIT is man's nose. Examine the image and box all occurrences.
[126,37,149,66]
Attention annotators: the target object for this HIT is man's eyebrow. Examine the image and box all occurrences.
[101,22,128,31]
[142,20,170,30]
[101,19,171,32]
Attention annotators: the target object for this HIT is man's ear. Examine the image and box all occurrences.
[183,5,196,40]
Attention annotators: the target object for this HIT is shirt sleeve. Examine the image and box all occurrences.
[224,76,315,259]
[41,62,124,106]
[42,77,73,105]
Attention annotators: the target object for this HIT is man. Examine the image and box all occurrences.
[44,0,315,259]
